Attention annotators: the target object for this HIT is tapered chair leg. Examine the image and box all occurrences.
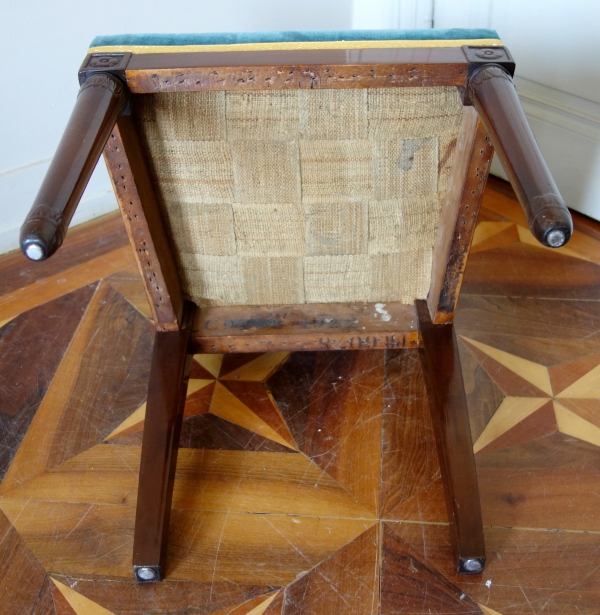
[415,300,486,574]
[133,301,196,582]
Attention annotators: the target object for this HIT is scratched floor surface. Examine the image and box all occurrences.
[1,178,600,615]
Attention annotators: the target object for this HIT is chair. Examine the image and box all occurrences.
[20,29,572,582]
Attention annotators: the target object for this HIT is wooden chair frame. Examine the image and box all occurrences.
[20,41,573,582]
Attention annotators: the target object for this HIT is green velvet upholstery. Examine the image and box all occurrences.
[90,28,500,48]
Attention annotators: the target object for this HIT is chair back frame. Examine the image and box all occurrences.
[99,46,497,349]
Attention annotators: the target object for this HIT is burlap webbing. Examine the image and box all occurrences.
[134,87,463,307]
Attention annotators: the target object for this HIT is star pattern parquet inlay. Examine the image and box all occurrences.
[3,184,600,613]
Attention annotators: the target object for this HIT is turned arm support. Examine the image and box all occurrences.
[20,73,128,261]
[469,64,573,247]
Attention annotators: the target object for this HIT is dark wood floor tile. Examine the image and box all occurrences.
[179,412,296,453]
[220,381,297,449]
[458,339,506,442]
[106,269,153,320]
[262,592,285,614]
[282,525,379,615]
[478,433,600,531]
[50,574,273,615]
[461,243,600,299]
[456,295,600,352]
[45,283,153,469]
[190,359,219,380]
[460,339,549,397]
[0,284,96,480]
[0,212,127,298]
[183,381,216,419]
[548,350,600,395]
[391,521,600,615]
[31,575,56,615]
[0,282,154,494]
[303,351,384,516]
[267,353,316,453]
[0,509,50,615]
[380,523,482,614]
[475,401,557,457]
[219,353,266,378]
[50,581,77,615]
[381,349,440,518]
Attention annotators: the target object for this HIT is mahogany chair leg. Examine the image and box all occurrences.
[415,300,486,574]
[133,301,196,582]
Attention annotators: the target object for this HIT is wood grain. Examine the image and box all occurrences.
[0,211,126,298]
[428,107,494,323]
[49,574,271,615]
[417,300,485,569]
[2,177,600,612]
[192,302,421,353]
[51,582,79,615]
[104,117,184,331]
[178,411,296,453]
[4,445,373,520]
[380,523,483,614]
[124,47,469,93]
[51,578,115,614]
[0,284,95,479]
[0,246,134,324]
[0,509,51,615]
[133,301,195,576]
[477,432,600,531]
[458,337,506,443]
[0,282,153,495]
[281,524,379,615]
[390,520,600,615]
[381,349,441,518]
[474,399,556,457]
[304,351,384,516]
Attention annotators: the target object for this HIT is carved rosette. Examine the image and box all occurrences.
[467,64,513,104]
[78,73,126,101]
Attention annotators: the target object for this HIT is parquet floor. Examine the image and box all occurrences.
[2,178,600,614]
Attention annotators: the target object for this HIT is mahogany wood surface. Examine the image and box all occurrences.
[104,116,184,330]
[427,107,493,324]
[469,65,572,247]
[191,302,421,353]
[416,300,486,573]
[133,301,196,580]
[20,74,128,260]
[123,47,469,93]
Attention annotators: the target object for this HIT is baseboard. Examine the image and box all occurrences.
[0,159,118,255]
[491,76,600,221]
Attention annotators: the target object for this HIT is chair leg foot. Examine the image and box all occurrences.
[458,556,486,575]
[132,301,196,582]
[134,565,162,583]
[415,300,486,575]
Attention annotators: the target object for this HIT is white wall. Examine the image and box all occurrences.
[4,0,599,254]
[0,0,353,254]
[433,0,600,220]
